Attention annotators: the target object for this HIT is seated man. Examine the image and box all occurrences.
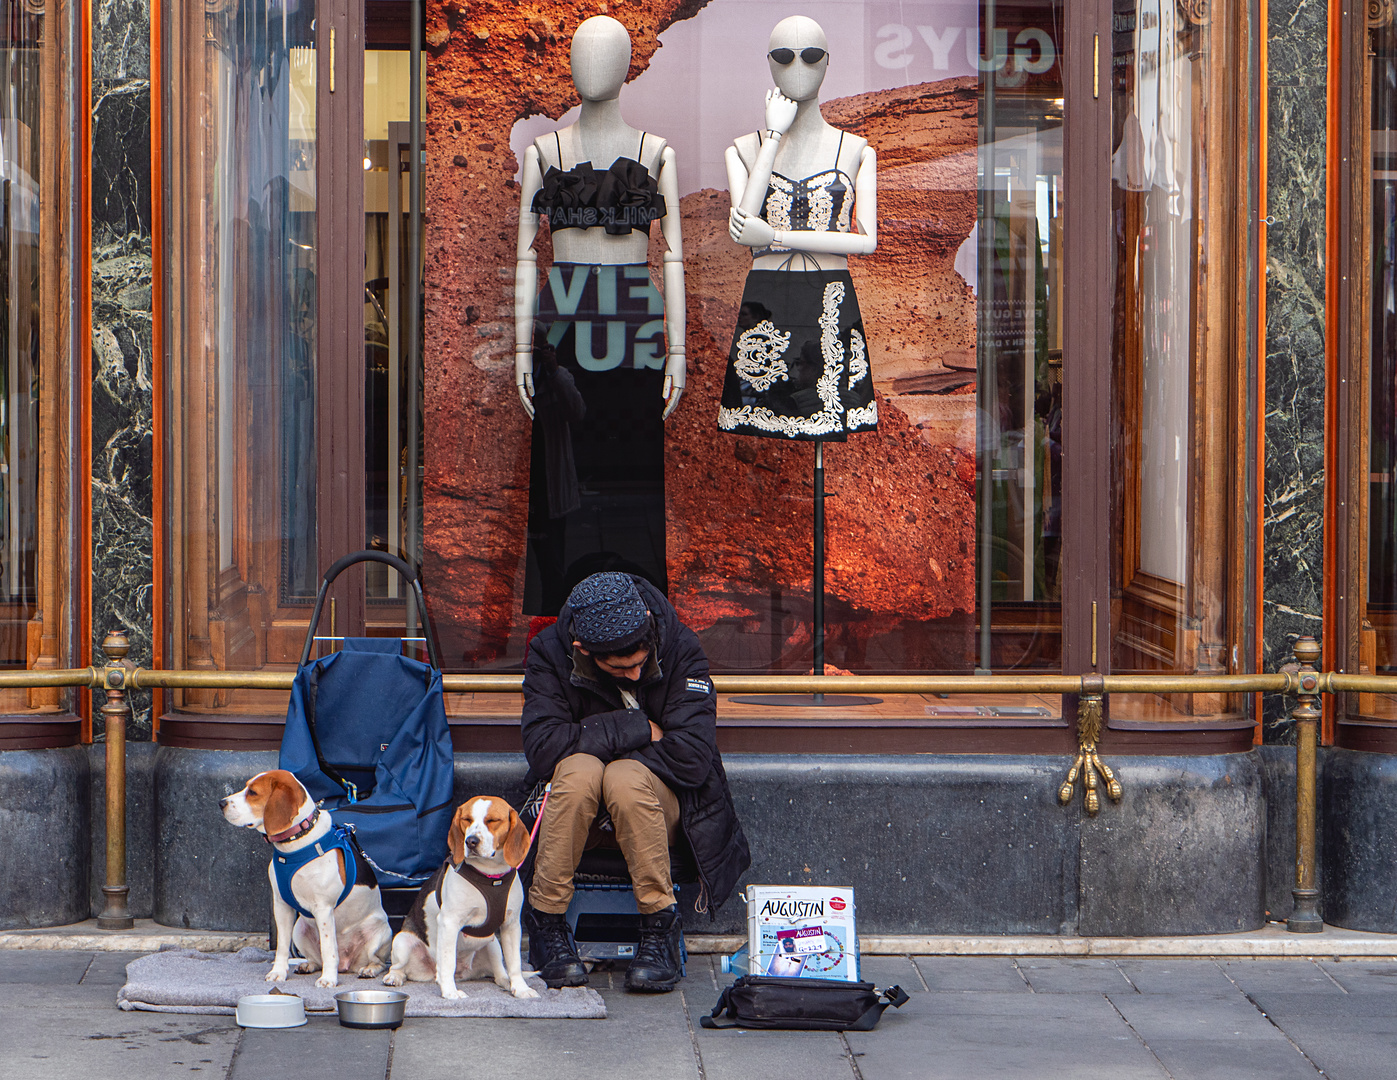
[522,571,751,992]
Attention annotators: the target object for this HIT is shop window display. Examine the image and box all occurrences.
[156,0,1257,739]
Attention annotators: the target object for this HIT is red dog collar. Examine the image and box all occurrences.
[266,808,319,845]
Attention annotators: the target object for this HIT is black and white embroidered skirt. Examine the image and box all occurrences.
[524,262,668,615]
[718,268,877,441]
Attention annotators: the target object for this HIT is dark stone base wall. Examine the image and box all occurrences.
[1322,749,1397,931]
[0,747,91,929]
[148,749,1272,937]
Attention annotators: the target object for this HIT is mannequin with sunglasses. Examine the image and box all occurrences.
[514,15,685,615]
[719,14,878,441]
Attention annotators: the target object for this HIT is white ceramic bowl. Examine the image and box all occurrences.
[335,989,408,1029]
[235,993,307,1028]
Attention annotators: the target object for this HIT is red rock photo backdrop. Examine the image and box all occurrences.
[422,0,979,670]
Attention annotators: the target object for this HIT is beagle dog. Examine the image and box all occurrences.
[383,796,540,1000]
[220,769,392,988]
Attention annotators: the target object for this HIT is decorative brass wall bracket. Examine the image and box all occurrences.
[1058,677,1123,816]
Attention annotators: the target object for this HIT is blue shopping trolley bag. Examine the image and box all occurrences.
[279,551,454,886]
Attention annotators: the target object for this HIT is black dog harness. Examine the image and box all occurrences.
[435,863,518,938]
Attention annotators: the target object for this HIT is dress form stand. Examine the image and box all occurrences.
[733,439,881,707]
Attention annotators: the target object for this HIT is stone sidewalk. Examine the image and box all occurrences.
[4,950,1397,1079]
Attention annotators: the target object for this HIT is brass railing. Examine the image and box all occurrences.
[20,633,1365,935]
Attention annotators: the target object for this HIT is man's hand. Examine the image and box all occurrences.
[649,720,663,742]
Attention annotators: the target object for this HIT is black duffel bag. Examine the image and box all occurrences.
[699,975,910,1032]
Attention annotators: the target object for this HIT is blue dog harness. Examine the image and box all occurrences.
[272,820,360,920]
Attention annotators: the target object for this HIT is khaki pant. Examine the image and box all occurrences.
[528,753,681,915]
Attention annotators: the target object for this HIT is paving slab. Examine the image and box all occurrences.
[856,955,924,990]
[913,956,1030,992]
[1015,956,1138,993]
[1243,991,1397,1080]
[0,950,95,984]
[387,987,698,1080]
[1108,993,1321,1080]
[230,1018,390,1080]
[1215,959,1345,996]
[0,1008,240,1080]
[81,951,143,985]
[846,992,1167,1080]
[1114,958,1240,995]
[1317,959,1397,994]
[691,1021,853,1080]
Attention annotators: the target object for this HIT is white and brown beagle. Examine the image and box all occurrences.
[220,769,392,988]
[383,796,540,1000]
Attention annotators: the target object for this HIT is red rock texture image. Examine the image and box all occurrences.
[421,0,978,670]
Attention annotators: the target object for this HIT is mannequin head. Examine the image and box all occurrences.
[571,16,631,102]
[767,16,828,101]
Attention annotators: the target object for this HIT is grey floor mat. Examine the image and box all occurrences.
[117,947,606,1019]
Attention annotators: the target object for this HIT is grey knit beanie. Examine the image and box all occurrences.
[567,572,652,654]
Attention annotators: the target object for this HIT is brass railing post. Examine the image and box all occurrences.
[1288,635,1323,933]
[97,630,134,929]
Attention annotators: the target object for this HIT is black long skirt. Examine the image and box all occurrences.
[524,263,669,616]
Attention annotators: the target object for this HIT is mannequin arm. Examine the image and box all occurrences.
[514,145,545,418]
[656,147,686,419]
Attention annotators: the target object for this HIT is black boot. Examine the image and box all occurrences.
[525,907,589,988]
[625,904,682,992]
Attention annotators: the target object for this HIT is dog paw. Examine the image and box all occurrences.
[315,974,339,989]
[382,971,406,987]
[265,969,288,983]
[439,986,466,1000]
[357,963,387,979]
[511,981,540,1000]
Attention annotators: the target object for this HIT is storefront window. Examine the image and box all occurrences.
[1109,0,1251,720]
[431,0,1066,692]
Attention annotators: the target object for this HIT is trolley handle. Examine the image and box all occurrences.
[298,550,442,671]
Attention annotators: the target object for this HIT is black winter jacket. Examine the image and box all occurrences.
[521,577,751,913]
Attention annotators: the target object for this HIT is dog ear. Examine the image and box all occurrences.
[264,775,301,837]
[501,807,531,868]
[447,804,469,865]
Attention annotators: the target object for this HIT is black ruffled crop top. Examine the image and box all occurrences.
[532,131,666,237]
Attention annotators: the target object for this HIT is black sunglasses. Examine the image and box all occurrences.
[769,47,827,65]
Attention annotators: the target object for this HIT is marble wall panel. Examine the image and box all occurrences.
[1262,0,1329,738]
[91,0,153,736]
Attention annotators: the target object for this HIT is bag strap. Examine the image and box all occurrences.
[301,665,359,804]
[698,986,735,1029]
[844,985,911,1032]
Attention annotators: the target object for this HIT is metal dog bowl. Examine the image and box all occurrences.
[334,989,408,1029]
[235,993,307,1028]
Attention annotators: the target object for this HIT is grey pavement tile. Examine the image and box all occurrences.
[1108,993,1321,1080]
[694,1027,854,1080]
[0,950,95,984]
[913,956,1030,993]
[0,1007,239,1080]
[0,980,122,1007]
[232,1017,390,1080]
[1016,957,1137,993]
[83,952,144,986]
[1215,959,1344,996]
[1114,959,1242,996]
[1123,1038,1322,1080]
[857,955,924,991]
[847,992,1168,1080]
[387,987,698,1080]
[1317,959,1397,994]
[1249,992,1397,1080]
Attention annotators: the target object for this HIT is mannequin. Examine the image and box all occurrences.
[720,17,881,700]
[720,15,878,439]
[514,15,685,615]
